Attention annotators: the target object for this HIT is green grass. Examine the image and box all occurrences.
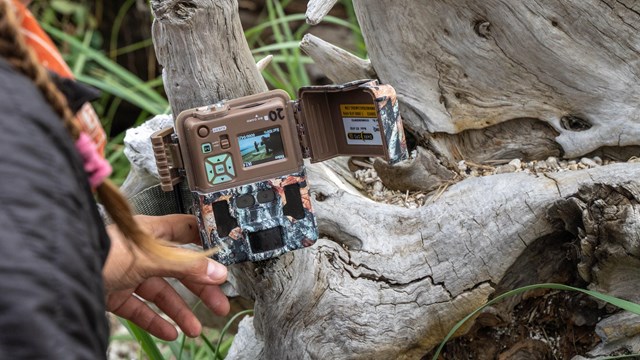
[246,0,365,97]
[117,309,254,360]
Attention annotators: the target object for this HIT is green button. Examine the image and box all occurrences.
[213,175,232,184]
[205,162,215,182]
[208,153,229,164]
[225,157,235,176]
[205,153,235,185]
[201,143,212,153]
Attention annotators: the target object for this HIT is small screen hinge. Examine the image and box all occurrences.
[151,126,185,192]
[292,100,312,159]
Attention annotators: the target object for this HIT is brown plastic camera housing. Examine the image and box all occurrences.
[153,80,398,194]
[175,90,301,193]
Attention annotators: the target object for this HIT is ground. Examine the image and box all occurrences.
[426,291,609,359]
[352,154,640,360]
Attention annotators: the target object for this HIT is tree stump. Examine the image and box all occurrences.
[122,0,640,358]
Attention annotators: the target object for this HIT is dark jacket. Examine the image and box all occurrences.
[0,58,111,358]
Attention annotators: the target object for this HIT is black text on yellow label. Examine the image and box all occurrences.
[340,104,377,118]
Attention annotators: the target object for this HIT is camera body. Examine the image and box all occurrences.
[152,79,407,265]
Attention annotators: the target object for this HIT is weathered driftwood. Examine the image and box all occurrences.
[372,147,456,193]
[223,163,640,359]
[123,118,640,357]
[255,55,273,72]
[134,0,640,358]
[150,0,268,116]
[307,0,640,162]
[299,34,376,82]
[305,0,338,25]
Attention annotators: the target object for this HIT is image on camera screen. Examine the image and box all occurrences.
[238,127,286,168]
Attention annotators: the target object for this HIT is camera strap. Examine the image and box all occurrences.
[128,182,193,216]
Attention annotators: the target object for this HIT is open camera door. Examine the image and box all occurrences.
[296,79,408,165]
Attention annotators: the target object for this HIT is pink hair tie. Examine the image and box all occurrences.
[75,132,112,188]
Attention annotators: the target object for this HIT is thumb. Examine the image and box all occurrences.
[143,250,228,285]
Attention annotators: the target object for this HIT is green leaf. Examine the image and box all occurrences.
[120,319,164,360]
[76,74,166,115]
[41,23,168,110]
[251,41,302,54]
[214,309,254,360]
[71,29,93,75]
[199,333,220,359]
[109,0,137,59]
[432,283,640,360]
[50,0,85,15]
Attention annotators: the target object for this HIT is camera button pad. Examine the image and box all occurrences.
[205,153,236,185]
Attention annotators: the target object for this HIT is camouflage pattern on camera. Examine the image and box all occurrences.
[192,169,318,265]
[364,81,409,164]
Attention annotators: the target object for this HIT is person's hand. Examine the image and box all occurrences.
[103,214,230,340]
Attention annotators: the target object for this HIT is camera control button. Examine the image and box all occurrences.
[220,135,230,149]
[201,143,212,153]
[257,189,276,203]
[197,126,209,138]
[213,175,232,184]
[205,162,216,182]
[236,194,255,208]
[205,153,235,185]
[208,153,228,164]
[224,156,235,176]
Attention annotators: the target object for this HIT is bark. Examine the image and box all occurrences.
[305,0,338,25]
[224,163,640,359]
[137,0,640,358]
[150,0,268,117]
[299,34,376,82]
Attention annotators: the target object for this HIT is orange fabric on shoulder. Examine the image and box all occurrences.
[11,0,73,77]
[12,0,107,156]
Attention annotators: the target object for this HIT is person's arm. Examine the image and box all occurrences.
[0,59,110,359]
[103,214,230,340]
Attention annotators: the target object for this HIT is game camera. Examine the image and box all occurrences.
[152,79,408,265]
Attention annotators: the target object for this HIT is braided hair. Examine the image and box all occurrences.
[0,0,205,261]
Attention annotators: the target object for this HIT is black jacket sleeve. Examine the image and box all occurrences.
[0,59,111,359]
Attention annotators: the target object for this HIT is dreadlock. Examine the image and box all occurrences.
[0,0,207,262]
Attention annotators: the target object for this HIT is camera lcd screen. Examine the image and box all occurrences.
[237,127,285,168]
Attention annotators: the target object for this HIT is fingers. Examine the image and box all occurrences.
[143,250,228,287]
[182,280,231,317]
[107,280,230,340]
[105,214,231,339]
[135,277,202,338]
[107,289,180,341]
[136,214,200,245]
[128,215,228,285]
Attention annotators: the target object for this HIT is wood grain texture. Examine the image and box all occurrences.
[123,117,640,357]
[150,0,268,117]
[224,162,640,359]
[305,0,339,25]
[300,33,376,82]
[352,0,640,158]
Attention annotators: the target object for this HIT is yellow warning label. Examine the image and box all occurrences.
[340,104,377,118]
